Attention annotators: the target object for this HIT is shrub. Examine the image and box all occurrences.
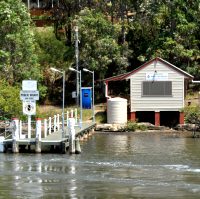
[184,106,200,125]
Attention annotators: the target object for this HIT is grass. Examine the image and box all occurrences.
[37,104,107,123]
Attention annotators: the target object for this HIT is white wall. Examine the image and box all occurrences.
[129,60,185,112]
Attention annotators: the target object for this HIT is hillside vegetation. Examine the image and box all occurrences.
[0,0,200,118]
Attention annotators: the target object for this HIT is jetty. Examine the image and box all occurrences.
[0,111,96,154]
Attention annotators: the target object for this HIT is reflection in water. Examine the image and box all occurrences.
[0,133,200,198]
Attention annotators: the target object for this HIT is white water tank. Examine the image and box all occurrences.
[107,97,127,124]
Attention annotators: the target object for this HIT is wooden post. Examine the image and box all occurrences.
[68,118,75,154]
[179,112,184,125]
[12,118,19,153]
[155,111,160,126]
[130,112,136,122]
[35,118,41,153]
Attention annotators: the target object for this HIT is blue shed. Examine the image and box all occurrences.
[81,87,92,109]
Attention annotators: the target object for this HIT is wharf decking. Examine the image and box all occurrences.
[3,122,96,153]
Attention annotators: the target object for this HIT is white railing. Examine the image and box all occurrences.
[15,108,79,139]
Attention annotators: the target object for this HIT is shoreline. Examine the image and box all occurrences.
[95,124,199,138]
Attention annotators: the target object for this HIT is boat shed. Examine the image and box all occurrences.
[104,57,194,127]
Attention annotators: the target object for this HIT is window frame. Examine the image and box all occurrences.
[142,81,173,97]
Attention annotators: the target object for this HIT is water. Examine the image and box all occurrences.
[0,132,200,199]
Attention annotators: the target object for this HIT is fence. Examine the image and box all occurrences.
[5,108,79,139]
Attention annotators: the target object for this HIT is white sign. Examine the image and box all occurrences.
[20,90,39,101]
[146,72,168,81]
[22,80,37,91]
[72,91,77,98]
[23,101,36,115]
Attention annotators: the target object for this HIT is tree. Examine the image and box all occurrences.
[74,8,131,80]
[34,27,68,103]
[0,0,41,85]
[0,80,22,118]
[126,0,200,75]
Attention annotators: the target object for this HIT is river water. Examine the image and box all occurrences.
[0,132,200,199]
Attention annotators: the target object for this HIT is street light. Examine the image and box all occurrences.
[69,67,82,127]
[83,68,95,123]
[50,67,65,139]
[74,26,79,107]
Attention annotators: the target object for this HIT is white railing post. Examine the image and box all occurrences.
[75,108,78,124]
[19,120,22,139]
[48,117,52,135]
[44,119,47,138]
[12,118,19,141]
[70,109,73,118]
[57,114,60,131]
[54,115,56,132]
[66,111,69,126]
[36,119,42,141]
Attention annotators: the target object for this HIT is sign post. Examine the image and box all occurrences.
[20,80,39,139]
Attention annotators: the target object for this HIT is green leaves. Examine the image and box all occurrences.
[0,0,39,85]
[0,80,22,118]
[76,8,129,79]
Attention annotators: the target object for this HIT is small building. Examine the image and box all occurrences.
[104,57,193,127]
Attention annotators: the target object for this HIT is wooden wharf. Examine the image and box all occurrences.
[2,122,96,154]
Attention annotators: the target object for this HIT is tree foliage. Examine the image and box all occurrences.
[0,80,22,118]
[0,0,200,114]
[0,0,41,85]
[74,8,130,80]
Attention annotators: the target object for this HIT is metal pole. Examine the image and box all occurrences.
[92,71,95,122]
[28,115,31,139]
[27,0,30,9]
[75,26,79,106]
[80,70,82,128]
[62,71,65,139]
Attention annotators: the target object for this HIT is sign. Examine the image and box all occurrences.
[146,72,168,81]
[22,80,37,91]
[23,101,36,115]
[72,91,77,98]
[20,90,39,101]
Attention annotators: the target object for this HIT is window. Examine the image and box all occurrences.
[142,81,172,96]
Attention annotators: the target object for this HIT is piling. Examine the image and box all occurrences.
[83,133,88,139]
[68,118,75,154]
[35,118,42,153]
[0,136,5,153]
[12,118,19,153]
[75,138,81,154]
[61,142,67,154]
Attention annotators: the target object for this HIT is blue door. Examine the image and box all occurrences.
[81,87,92,109]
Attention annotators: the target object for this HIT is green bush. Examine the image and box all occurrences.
[95,111,107,124]
[122,121,147,132]
[0,80,22,119]
[184,106,200,124]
